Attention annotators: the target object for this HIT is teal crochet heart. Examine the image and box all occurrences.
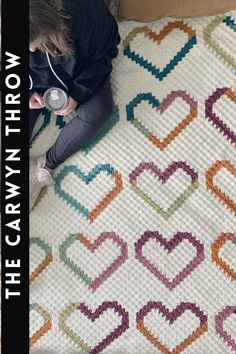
[54,164,123,223]
[123,21,197,81]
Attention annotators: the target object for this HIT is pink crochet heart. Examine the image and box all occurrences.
[215,306,236,352]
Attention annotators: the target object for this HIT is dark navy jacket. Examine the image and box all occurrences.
[29,0,120,104]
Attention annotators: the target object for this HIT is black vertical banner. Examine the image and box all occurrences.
[1,0,29,353]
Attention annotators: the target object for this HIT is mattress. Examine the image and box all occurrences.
[29,11,236,354]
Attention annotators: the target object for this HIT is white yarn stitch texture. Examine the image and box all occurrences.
[29,12,236,354]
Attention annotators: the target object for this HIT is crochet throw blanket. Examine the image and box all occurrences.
[29,11,236,354]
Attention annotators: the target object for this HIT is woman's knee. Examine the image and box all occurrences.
[96,101,113,122]
[78,100,113,126]
[76,80,114,123]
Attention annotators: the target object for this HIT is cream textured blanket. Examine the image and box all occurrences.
[30,11,236,354]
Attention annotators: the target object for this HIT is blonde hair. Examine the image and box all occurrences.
[30,0,74,56]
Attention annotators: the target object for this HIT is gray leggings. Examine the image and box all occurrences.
[30,79,113,169]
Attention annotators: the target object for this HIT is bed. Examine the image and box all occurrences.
[30,9,236,354]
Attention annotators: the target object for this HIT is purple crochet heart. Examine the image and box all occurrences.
[205,87,236,147]
[136,302,208,353]
[129,161,198,219]
[215,306,236,352]
[135,231,204,290]
[137,301,207,324]
[78,301,129,354]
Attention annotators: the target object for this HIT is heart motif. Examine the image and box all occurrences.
[205,87,236,147]
[59,301,129,354]
[206,160,236,216]
[30,237,53,284]
[215,306,236,352]
[136,302,208,354]
[30,303,52,348]
[129,161,199,219]
[59,232,128,292]
[135,231,204,290]
[126,91,197,150]
[204,15,236,73]
[123,21,197,80]
[211,233,236,283]
[54,164,123,223]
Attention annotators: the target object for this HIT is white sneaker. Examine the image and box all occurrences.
[30,155,54,211]
[30,154,47,172]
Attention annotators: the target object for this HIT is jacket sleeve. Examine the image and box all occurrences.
[68,0,120,105]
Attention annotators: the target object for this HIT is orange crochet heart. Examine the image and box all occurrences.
[206,160,236,215]
[211,233,236,282]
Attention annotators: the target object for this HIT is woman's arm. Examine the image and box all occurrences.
[68,0,120,105]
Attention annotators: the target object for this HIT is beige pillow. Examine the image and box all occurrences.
[118,0,236,21]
